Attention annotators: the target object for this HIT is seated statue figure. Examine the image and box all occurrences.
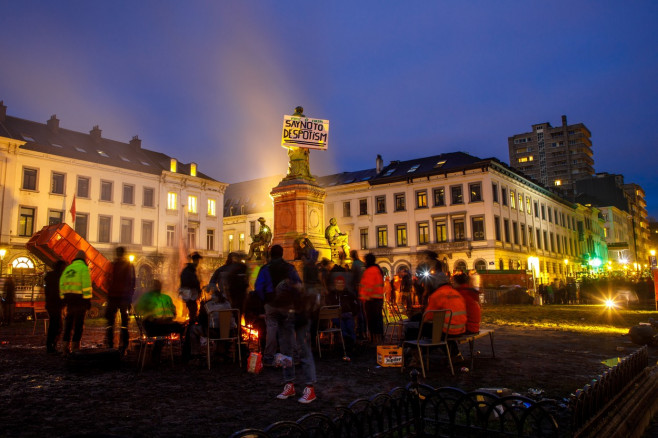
[248,217,272,260]
[293,234,315,261]
[325,217,350,257]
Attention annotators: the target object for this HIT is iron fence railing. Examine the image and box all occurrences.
[229,370,559,438]
[570,345,648,437]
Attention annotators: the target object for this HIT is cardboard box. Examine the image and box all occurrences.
[377,345,403,367]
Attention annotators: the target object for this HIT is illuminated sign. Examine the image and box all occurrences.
[281,115,329,150]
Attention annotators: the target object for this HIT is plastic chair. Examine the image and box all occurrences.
[403,309,453,377]
[206,306,241,370]
[315,305,346,358]
[134,314,175,372]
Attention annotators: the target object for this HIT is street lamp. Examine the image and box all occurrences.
[528,256,539,303]
[128,254,135,263]
[0,249,5,277]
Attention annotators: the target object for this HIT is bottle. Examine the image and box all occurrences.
[274,353,293,367]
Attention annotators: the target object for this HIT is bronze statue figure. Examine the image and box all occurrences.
[283,106,315,182]
[247,217,272,260]
[325,217,350,257]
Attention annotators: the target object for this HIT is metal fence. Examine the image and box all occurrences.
[229,370,559,438]
[569,345,649,437]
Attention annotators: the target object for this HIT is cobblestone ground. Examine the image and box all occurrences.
[0,319,651,438]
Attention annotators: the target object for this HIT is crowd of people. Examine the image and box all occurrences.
[35,244,484,405]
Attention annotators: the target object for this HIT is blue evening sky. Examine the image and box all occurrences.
[1,1,656,216]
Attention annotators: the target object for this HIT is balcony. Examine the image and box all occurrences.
[427,240,473,257]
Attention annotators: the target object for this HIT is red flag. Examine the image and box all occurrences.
[70,195,76,223]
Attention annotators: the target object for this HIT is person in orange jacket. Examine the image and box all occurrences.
[453,273,481,334]
[359,253,384,345]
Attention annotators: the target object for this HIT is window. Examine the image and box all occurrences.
[77,177,90,198]
[415,190,427,209]
[22,168,38,191]
[359,199,368,215]
[207,199,216,216]
[518,194,523,212]
[375,196,386,214]
[534,201,539,218]
[396,224,407,247]
[377,226,388,248]
[526,197,531,215]
[549,232,555,252]
[510,191,516,209]
[100,180,113,202]
[451,185,463,204]
[453,219,465,241]
[501,188,508,206]
[536,229,542,250]
[395,193,407,211]
[188,227,197,249]
[360,228,368,250]
[166,225,176,247]
[206,229,215,251]
[556,234,561,253]
[75,213,88,240]
[503,219,510,243]
[143,187,154,207]
[492,183,499,203]
[418,222,429,245]
[469,183,482,202]
[543,231,548,251]
[520,224,526,246]
[122,184,135,205]
[541,205,546,220]
[167,192,178,210]
[48,210,63,226]
[528,227,534,247]
[18,207,36,236]
[142,220,153,246]
[435,222,447,243]
[475,259,487,271]
[494,216,501,241]
[98,216,111,242]
[239,233,245,251]
[343,201,351,217]
[512,221,518,244]
[120,218,133,244]
[188,195,198,214]
[472,217,485,241]
[433,187,445,206]
[50,172,65,195]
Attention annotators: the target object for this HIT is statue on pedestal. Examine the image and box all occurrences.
[247,217,272,260]
[325,217,350,258]
[293,234,315,261]
[283,106,315,182]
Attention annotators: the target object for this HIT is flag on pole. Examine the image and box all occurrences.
[70,195,76,223]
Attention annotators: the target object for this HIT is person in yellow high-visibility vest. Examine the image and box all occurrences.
[59,250,92,354]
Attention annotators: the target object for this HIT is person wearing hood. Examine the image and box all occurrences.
[59,250,92,354]
[44,260,66,354]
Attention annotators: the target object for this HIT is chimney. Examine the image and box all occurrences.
[376,154,383,173]
[129,135,142,149]
[90,125,102,142]
[47,115,60,133]
[0,101,6,122]
[561,115,567,126]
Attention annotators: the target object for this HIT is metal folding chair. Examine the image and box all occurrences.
[403,309,453,377]
[315,305,346,358]
[206,306,241,370]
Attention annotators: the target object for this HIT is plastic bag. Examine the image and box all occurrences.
[247,351,263,374]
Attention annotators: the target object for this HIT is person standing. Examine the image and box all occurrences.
[105,246,136,354]
[180,252,203,324]
[453,273,481,334]
[59,250,92,354]
[359,253,384,345]
[350,250,367,340]
[44,261,66,354]
[2,276,15,326]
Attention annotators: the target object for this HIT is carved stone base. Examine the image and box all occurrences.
[270,179,330,261]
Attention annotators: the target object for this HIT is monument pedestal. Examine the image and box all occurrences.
[271,178,330,261]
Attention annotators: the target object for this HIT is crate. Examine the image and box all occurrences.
[377,345,403,367]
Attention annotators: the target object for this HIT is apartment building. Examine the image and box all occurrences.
[0,102,227,289]
[508,115,593,196]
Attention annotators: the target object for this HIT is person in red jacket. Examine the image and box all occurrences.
[453,273,481,334]
[359,253,384,345]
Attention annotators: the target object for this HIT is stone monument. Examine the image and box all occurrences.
[271,107,330,261]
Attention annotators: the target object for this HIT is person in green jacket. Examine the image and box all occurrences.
[59,250,92,353]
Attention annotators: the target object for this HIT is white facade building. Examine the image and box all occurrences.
[0,102,226,290]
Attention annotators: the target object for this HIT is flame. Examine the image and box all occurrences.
[241,315,259,342]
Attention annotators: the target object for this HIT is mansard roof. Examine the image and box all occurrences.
[0,114,217,181]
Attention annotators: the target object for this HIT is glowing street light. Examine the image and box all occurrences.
[128,254,135,263]
[0,248,6,276]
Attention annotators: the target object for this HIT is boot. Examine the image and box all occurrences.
[71,341,81,352]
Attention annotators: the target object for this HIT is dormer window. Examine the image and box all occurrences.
[98,150,109,157]
[434,160,446,168]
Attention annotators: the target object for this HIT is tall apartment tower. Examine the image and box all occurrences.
[508,115,593,197]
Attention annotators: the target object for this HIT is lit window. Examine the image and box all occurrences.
[98,150,109,157]
[190,163,197,177]
[208,199,216,216]
[188,195,198,214]
[434,160,446,168]
[170,159,177,172]
[167,192,178,210]
[554,180,562,186]
[12,257,34,269]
